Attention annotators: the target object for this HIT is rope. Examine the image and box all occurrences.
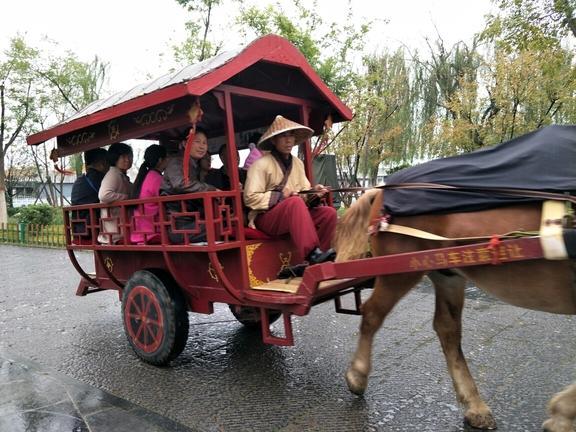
[298,183,576,204]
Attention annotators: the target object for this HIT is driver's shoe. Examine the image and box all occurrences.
[306,247,336,265]
[277,263,308,279]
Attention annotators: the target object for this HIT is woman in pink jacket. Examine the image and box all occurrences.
[130,144,168,244]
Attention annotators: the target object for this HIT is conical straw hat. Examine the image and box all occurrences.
[258,115,313,150]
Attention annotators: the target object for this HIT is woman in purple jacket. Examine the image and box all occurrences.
[130,145,168,244]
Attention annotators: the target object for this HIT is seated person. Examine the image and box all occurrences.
[97,142,133,244]
[243,115,337,275]
[205,144,247,190]
[130,144,168,244]
[71,148,109,237]
[160,127,217,243]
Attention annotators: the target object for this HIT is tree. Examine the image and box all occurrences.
[0,37,38,225]
[482,0,576,50]
[0,36,108,221]
[173,0,230,64]
[237,0,370,97]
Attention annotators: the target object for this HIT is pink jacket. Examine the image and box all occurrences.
[131,170,163,244]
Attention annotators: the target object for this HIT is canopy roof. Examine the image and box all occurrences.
[27,34,352,156]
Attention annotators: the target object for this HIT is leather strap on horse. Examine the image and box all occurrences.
[372,219,538,242]
[183,98,203,185]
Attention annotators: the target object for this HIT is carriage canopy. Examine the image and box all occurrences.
[27,34,352,156]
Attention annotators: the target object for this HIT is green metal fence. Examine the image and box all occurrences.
[0,223,66,248]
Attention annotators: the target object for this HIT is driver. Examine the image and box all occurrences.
[243,115,337,276]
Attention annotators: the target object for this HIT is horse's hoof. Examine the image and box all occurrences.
[464,411,497,430]
[542,417,573,432]
[345,368,367,395]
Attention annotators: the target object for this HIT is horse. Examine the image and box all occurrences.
[333,188,576,432]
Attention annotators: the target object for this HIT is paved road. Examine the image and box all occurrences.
[1,244,575,431]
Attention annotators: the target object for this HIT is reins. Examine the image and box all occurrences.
[300,183,575,243]
[299,183,576,205]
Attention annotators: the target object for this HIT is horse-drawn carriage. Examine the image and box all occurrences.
[27,34,576,431]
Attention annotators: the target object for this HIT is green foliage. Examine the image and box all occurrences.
[482,0,576,51]
[236,1,370,97]
[7,207,19,217]
[173,0,227,63]
[16,204,55,226]
[1,35,107,218]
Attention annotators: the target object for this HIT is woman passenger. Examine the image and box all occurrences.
[160,128,217,243]
[97,142,133,244]
[130,144,168,244]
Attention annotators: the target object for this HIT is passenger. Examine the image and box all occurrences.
[244,115,337,276]
[130,144,168,244]
[97,142,133,244]
[71,148,109,237]
[160,127,217,243]
[206,144,247,190]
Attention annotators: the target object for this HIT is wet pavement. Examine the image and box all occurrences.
[1,244,576,431]
[0,351,193,432]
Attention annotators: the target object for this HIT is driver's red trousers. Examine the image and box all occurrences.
[255,196,337,262]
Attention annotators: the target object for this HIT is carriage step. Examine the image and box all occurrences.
[75,273,103,296]
[260,308,294,346]
[334,287,364,315]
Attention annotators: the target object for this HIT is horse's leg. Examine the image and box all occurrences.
[346,273,422,395]
[542,383,576,432]
[430,271,497,430]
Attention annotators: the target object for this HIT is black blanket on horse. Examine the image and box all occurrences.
[384,125,576,216]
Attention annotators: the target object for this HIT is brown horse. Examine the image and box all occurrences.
[333,188,576,431]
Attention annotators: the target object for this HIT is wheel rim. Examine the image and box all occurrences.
[124,285,164,353]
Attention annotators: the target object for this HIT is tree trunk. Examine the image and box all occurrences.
[0,156,7,225]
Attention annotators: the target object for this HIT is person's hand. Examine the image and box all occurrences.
[313,183,329,198]
[282,186,297,198]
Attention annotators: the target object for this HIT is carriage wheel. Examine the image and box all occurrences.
[228,305,281,328]
[122,270,189,365]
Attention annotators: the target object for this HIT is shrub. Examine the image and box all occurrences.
[16,204,56,226]
[52,208,64,225]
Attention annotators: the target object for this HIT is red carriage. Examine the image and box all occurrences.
[27,34,369,365]
[27,34,576,431]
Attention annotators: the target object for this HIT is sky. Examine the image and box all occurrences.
[1,0,494,93]
[1,0,494,169]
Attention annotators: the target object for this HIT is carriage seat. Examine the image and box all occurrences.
[244,227,273,240]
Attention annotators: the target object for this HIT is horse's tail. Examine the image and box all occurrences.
[334,188,381,262]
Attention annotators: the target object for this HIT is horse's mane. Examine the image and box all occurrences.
[334,188,380,262]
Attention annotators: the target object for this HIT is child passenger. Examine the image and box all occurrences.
[130,144,168,244]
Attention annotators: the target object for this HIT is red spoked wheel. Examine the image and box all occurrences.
[122,271,189,365]
[124,285,164,354]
